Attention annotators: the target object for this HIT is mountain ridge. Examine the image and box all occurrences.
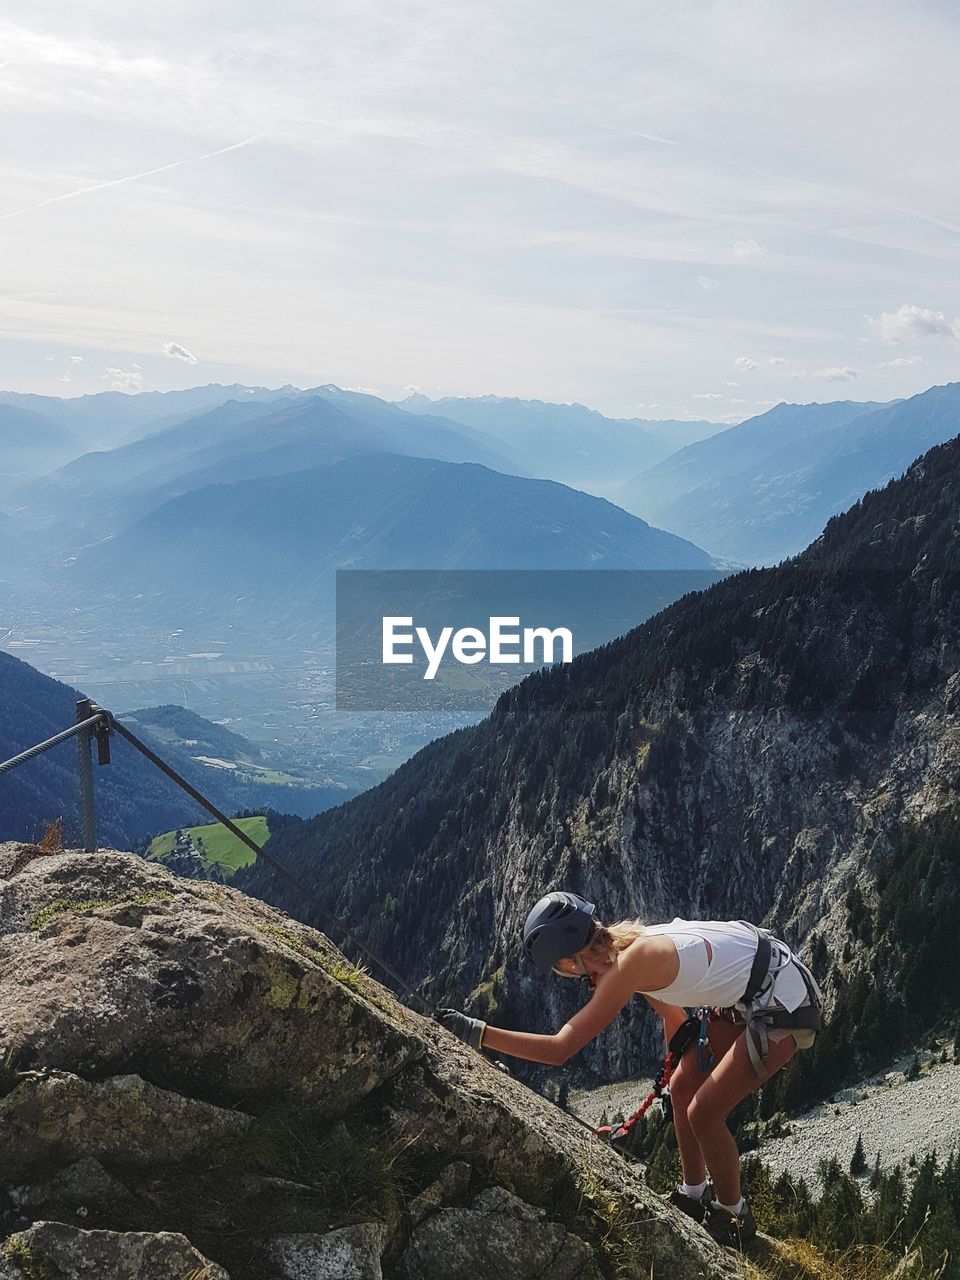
[13,393,522,543]
[617,383,960,564]
[394,392,718,498]
[58,453,718,623]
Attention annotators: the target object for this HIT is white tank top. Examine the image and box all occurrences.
[637,917,810,1012]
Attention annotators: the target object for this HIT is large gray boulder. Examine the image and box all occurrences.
[265,1222,386,1279]
[399,1186,602,1280]
[1,1220,228,1279]
[380,1055,726,1278]
[0,1071,249,1179]
[0,846,421,1111]
[0,846,739,1279]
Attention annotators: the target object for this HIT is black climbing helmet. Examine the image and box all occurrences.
[522,890,597,975]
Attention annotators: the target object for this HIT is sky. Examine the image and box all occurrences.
[1,0,959,422]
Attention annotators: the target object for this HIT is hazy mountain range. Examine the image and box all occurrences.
[0,383,305,452]
[0,403,84,495]
[7,380,959,577]
[5,376,960,767]
[11,388,521,545]
[617,382,960,564]
[57,452,718,630]
[397,392,721,499]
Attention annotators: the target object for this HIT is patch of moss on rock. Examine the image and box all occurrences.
[2,1237,58,1280]
[29,890,173,933]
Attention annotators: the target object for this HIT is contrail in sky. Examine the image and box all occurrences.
[0,131,271,221]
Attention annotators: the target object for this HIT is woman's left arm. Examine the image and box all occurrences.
[480,964,638,1066]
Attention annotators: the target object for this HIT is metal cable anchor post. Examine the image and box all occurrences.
[75,699,112,853]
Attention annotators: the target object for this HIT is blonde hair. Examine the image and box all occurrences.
[587,918,647,954]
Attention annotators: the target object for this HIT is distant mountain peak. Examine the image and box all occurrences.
[617,383,959,564]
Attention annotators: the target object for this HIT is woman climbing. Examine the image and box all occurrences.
[438,890,824,1247]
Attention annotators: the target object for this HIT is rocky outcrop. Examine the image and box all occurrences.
[0,844,738,1279]
[0,1072,249,1178]
[0,844,420,1109]
[2,1221,229,1279]
[265,1223,387,1279]
[398,1186,602,1280]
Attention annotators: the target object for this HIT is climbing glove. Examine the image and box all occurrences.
[436,1008,486,1051]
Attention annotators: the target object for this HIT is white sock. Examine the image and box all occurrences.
[714,1196,746,1215]
[680,1179,708,1199]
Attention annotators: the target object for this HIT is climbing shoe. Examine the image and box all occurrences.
[702,1195,757,1247]
[665,1187,707,1224]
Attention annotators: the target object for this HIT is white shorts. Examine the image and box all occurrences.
[767,958,818,1048]
[722,958,820,1050]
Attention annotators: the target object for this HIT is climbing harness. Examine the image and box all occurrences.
[593,1012,701,1150]
[735,922,824,1080]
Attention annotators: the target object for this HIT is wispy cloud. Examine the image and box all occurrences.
[733,239,767,259]
[873,355,923,368]
[813,365,860,381]
[0,133,271,222]
[3,4,959,411]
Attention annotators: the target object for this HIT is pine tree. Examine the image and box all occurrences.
[850,1132,867,1176]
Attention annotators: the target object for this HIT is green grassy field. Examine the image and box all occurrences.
[148,814,267,876]
[239,763,314,786]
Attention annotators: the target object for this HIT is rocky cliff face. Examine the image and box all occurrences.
[241,436,960,1081]
[0,843,738,1280]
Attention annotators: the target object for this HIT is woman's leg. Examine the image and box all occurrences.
[686,1027,798,1206]
[669,1016,744,1187]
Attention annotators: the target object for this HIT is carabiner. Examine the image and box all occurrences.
[696,1005,715,1072]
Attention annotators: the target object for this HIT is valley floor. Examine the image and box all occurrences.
[755,1049,960,1189]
